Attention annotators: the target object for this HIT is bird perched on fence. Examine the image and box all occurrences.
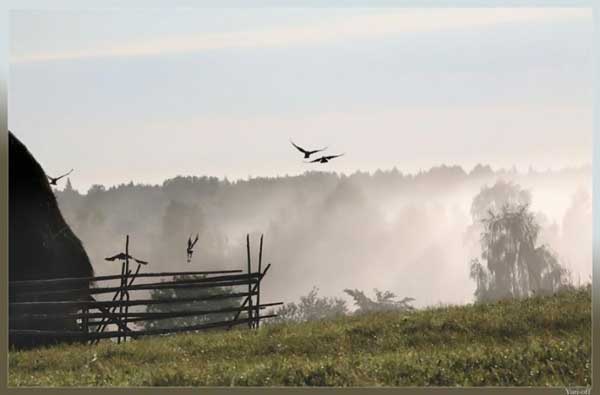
[290,140,328,159]
[306,153,345,163]
[47,169,74,185]
[187,233,199,263]
[105,252,148,265]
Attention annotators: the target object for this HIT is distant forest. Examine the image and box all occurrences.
[55,164,592,308]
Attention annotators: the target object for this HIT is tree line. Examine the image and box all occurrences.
[54,165,591,326]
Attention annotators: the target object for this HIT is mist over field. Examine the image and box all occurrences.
[54,164,592,309]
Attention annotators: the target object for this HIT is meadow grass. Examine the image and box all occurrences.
[9,286,590,387]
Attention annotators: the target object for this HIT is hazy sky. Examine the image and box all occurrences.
[9,8,593,192]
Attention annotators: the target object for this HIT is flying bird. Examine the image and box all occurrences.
[290,140,328,159]
[187,233,199,263]
[47,169,74,185]
[307,153,345,163]
[105,252,148,265]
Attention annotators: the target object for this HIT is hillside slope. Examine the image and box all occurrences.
[9,287,590,387]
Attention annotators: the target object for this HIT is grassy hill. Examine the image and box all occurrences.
[9,286,590,387]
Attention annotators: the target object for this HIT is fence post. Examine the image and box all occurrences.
[226,263,271,330]
[117,235,128,344]
[118,258,123,344]
[246,234,253,329]
[255,234,263,329]
[83,306,89,343]
[124,235,130,343]
[92,263,142,345]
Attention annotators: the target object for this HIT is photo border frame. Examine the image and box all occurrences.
[0,1,597,394]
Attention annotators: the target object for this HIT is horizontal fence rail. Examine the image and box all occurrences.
[9,269,244,288]
[11,276,261,299]
[10,314,278,341]
[12,302,283,321]
[9,234,279,346]
[10,291,258,310]
[13,271,261,293]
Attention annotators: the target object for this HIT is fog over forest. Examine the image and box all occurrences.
[54,164,592,309]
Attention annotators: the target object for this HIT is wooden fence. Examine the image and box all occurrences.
[9,234,281,345]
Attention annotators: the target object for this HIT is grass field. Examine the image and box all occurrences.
[9,286,590,387]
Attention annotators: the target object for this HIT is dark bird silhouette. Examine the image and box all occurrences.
[290,140,327,159]
[187,233,199,263]
[307,153,345,163]
[105,252,148,265]
[47,169,74,185]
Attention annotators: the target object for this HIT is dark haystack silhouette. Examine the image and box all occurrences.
[307,153,345,163]
[9,131,94,349]
[290,140,328,159]
[47,168,73,185]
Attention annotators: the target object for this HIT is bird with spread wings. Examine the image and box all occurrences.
[187,233,199,263]
[290,140,328,159]
[105,252,148,265]
[306,153,345,164]
[47,169,74,186]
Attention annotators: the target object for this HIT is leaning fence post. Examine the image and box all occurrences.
[124,235,130,343]
[117,257,124,344]
[117,235,128,344]
[227,263,271,330]
[246,234,253,329]
[92,263,141,345]
[255,234,263,329]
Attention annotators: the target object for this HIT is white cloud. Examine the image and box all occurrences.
[10,8,590,63]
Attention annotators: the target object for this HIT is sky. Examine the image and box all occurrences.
[8,8,594,192]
